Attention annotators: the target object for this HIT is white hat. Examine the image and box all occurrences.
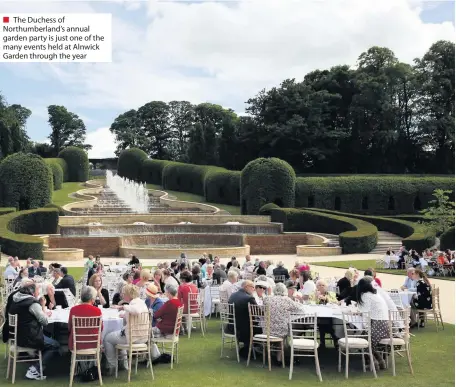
[254,280,269,289]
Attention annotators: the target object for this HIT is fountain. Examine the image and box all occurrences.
[106,170,149,213]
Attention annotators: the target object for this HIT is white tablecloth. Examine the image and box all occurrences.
[203,286,218,316]
[48,307,123,341]
[397,291,416,307]
[108,265,129,273]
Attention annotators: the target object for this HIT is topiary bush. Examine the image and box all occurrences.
[295,175,454,215]
[309,208,436,253]
[58,146,89,182]
[440,227,455,250]
[162,162,213,196]
[44,159,63,190]
[44,203,66,216]
[117,148,148,181]
[0,153,53,210]
[141,159,172,185]
[46,158,69,182]
[241,158,296,215]
[270,208,378,253]
[259,203,280,215]
[0,208,59,258]
[205,169,240,205]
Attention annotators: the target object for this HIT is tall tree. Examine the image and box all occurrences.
[47,105,91,155]
[168,101,194,161]
[137,101,171,159]
[109,109,144,156]
[414,40,455,173]
[0,95,31,159]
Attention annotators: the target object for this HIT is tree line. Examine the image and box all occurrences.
[0,101,91,159]
[110,40,455,174]
[1,40,453,174]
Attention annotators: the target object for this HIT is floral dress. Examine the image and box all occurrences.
[412,279,432,309]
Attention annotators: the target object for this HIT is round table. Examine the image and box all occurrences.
[48,307,124,341]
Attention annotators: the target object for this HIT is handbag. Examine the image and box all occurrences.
[79,366,99,382]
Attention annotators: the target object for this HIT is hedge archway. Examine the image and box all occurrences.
[240,157,296,215]
[58,146,89,182]
[0,153,53,210]
[117,148,148,181]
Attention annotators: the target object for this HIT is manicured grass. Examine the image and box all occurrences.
[314,260,455,282]
[0,317,453,386]
[52,182,84,206]
[147,183,241,215]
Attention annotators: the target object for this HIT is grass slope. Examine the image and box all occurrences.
[147,183,241,215]
[0,318,453,387]
[52,182,84,206]
[314,260,455,282]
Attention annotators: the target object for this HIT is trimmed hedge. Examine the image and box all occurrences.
[309,208,436,253]
[241,158,296,215]
[440,227,455,250]
[141,159,172,185]
[270,208,378,253]
[117,148,148,181]
[58,147,89,182]
[0,153,53,210]
[162,162,217,196]
[0,208,59,259]
[45,159,63,190]
[205,170,240,205]
[44,203,66,216]
[46,158,69,182]
[0,208,16,216]
[259,203,280,215]
[295,175,454,215]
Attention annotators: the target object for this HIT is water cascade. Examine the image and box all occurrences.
[106,170,149,213]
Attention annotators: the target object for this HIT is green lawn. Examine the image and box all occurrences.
[0,317,453,387]
[147,184,241,215]
[314,260,455,282]
[52,182,84,206]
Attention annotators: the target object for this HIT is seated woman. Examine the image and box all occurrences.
[68,286,102,351]
[104,284,149,374]
[88,274,110,308]
[178,270,198,315]
[410,269,432,328]
[309,279,338,348]
[113,272,133,305]
[353,277,388,370]
[153,284,182,337]
[153,269,166,293]
[136,269,151,299]
[263,283,306,362]
[253,281,268,305]
[336,270,353,301]
[13,267,29,287]
[163,269,179,288]
[191,265,204,289]
[145,284,164,327]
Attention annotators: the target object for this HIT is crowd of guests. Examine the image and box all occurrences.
[1,250,441,379]
[383,246,454,276]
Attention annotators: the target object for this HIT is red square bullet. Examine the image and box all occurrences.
[3,16,9,23]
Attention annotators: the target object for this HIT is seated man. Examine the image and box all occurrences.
[8,282,60,380]
[68,286,102,351]
[400,267,417,291]
[153,284,182,337]
[227,280,257,358]
[28,261,43,278]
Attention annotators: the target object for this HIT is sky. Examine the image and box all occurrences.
[0,0,454,158]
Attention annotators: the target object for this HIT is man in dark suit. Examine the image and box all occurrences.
[212,263,227,285]
[227,280,257,358]
[272,261,289,282]
[54,267,76,296]
[28,261,42,278]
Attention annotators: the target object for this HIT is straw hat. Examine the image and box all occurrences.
[145,283,159,299]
